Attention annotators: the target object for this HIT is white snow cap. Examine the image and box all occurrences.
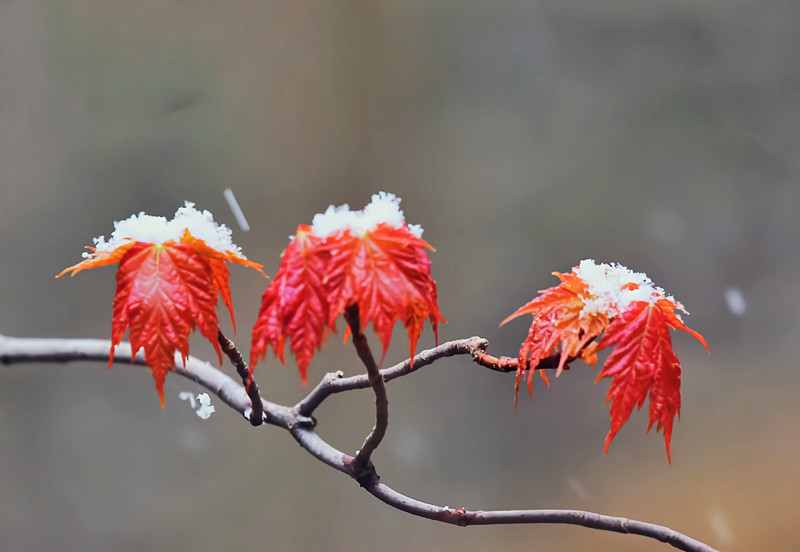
[311,192,423,239]
[575,259,684,317]
[91,202,245,257]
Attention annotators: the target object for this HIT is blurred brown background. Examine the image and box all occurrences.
[1,1,799,551]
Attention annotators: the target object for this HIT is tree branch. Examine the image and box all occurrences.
[289,426,719,552]
[0,334,309,430]
[343,304,389,478]
[0,333,719,552]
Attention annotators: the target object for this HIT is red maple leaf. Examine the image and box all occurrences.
[597,299,709,462]
[501,271,608,401]
[250,225,330,385]
[58,229,264,406]
[323,223,445,362]
[250,220,445,384]
[179,230,264,331]
[109,241,221,406]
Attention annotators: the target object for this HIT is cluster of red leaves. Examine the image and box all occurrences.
[250,223,445,385]
[503,268,708,462]
[57,201,709,463]
[57,230,264,406]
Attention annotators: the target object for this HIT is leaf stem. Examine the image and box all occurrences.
[217,329,264,426]
[471,349,576,372]
[343,304,388,478]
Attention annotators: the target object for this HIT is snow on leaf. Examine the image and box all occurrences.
[57,204,264,406]
[251,226,330,385]
[575,259,678,316]
[250,194,444,384]
[90,201,248,257]
[311,191,423,239]
[504,260,708,460]
[324,223,445,363]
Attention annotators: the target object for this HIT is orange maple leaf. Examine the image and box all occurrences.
[501,271,608,401]
[503,260,709,460]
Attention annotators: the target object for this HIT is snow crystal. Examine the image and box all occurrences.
[575,259,683,318]
[179,391,215,419]
[724,287,746,317]
[178,391,197,409]
[708,509,734,547]
[311,192,424,239]
[566,476,590,503]
[92,202,245,257]
[195,393,216,420]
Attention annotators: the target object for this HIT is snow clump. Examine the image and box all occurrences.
[91,202,245,257]
[179,391,216,419]
[195,393,216,420]
[575,259,685,318]
[311,192,423,239]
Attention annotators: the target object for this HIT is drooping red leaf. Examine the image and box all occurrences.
[250,217,445,384]
[250,226,330,385]
[596,299,707,462]
[59,220,265,405]
[323,223,445,363]
[501,271,607,401]
[110,241,222,407]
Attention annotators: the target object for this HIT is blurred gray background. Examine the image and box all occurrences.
[1,1,799,551]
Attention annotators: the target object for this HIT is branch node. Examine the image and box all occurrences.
[288,414,316,430]
[344,456,379,487]
[435,506,474,527]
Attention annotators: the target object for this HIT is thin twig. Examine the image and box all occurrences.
[295,336,568,416]
[295,336,488,416]
[471,348,575,372]
[218,329,264,426]
[0,333,719,552]
[343,305,389,478]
